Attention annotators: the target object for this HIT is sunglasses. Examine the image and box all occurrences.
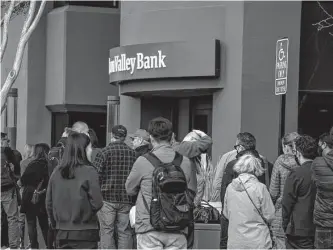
[234,144,241,150]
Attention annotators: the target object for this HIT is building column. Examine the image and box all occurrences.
[119,95,141,135]
[7,88,18,149]
[107,96,120,144]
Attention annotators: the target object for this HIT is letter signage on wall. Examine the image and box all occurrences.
[109,40,220,83]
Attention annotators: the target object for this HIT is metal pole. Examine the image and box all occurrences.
[7,88,18,149]
[106,96,120,145]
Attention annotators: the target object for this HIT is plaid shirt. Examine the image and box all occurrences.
[93,141,137,204]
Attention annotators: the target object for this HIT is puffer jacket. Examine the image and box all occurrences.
[223,173,275,249]
[269,154,298,237]
[312,150,333,227]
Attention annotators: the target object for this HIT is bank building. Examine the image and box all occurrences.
[1,1,332,168]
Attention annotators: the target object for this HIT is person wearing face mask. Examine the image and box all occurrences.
[269,132,300,249]
[282,135,317,249]
[220,132,272,249]
[129,129,152,158]
[312,131,333,249]
[93,125,136,249]
[46,132,103,249]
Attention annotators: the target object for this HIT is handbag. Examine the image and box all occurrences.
[31,179,45,205]
[239,179,276,249]
[193,200,221,224]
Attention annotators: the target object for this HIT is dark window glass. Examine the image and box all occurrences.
[54,1,119,9]
[299,1,333,91]
[298,92,333,138]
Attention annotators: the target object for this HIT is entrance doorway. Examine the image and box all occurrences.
[190,96,213,137]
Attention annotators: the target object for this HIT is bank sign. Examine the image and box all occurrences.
[109,40,220,83]
[109,50,166,75]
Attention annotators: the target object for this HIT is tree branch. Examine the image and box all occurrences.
[22,0,36,34]
[0,1,24,27]
[0,0,16,62]
[1,0,47,114]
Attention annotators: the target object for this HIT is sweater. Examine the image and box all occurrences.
[46,164,103,230]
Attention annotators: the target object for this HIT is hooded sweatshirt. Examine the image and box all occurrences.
[269,154,299,237]
[312,150,333,228]
[223,173,275,249]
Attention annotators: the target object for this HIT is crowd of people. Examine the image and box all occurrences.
[1,117,333,250]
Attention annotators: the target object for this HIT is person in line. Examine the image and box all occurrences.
[18,144,35,248]
[129,129,152,158]
[88,128,102,163]
[93,125,136,249]
[46,132,103,249]
[20,143,50,249]
[72,121,89,134]
[312,131,333,249]
[269,132,299,249]
[126,117,197,250]
[220,132,272,249]
[48,127,71,176]
[223,154,275,249]
[211,149,237,202]
[1,132,21,249]
[282,135,317,249]
[171,130,212,249]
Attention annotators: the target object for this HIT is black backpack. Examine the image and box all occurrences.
[142,152,192,232]
[47,142,65,176]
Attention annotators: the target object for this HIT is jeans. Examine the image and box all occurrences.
[274,235,286,249]
[98,201,133,249]
[220,213,229,249]
[18,207,26,246]
[315,226,333,249]
[137,231,187,250]
[1,188,20,249]
[26,210,49,249]
[285,235,314,249]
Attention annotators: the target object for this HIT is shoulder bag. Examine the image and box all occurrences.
[31,179,46,205]
[239,179,276,249]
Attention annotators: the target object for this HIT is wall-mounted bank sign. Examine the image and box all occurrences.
[109,40,220,83]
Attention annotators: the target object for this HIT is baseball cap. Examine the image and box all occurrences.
[111,125,127,138]
[129,129,150,142]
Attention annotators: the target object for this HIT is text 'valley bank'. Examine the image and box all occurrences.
[109,50,166,75]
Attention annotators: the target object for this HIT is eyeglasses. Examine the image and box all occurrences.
[234,144,241,150]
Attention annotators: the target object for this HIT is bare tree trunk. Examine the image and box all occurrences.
[0,0,16,62]
[0,0,46,114]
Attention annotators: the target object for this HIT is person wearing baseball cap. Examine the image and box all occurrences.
[312,131,333,249]
[93,124,136,249]
[129,129,152,158]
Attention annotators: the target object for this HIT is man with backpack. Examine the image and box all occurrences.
[126,117,197,249]
[1,132,21,249]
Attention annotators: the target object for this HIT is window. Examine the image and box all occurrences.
[54,1,119,9]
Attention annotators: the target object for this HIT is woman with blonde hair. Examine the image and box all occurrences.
[223,154,275,249]
[269,132,299,249]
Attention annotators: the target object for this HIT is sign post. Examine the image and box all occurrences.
[275,38,289,155]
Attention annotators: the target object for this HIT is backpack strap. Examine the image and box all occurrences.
[143,152,163,169]
[172,152,183,167]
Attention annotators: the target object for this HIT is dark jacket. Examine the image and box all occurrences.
[20,158,49,214]
[1,147,21,190]
[46,164,103,230]
[282,161,316,237]
[312,150,333,228]
[220,149,272,207]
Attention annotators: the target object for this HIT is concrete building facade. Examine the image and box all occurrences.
[1,1,332,165]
